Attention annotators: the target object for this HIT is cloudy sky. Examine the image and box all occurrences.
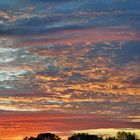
[0,0,140,140]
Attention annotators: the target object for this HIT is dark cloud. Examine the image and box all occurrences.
[116,41,140,65]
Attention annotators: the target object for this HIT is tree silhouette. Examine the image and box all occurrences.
[117,131,136,140]
[23,131,139,140]
[37,133,61,140]
[68,133,102,140]
[23,137,28,140]
[105,137,117,140]
[23,133,61,140]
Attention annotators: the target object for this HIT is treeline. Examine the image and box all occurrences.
[23,131,138,140]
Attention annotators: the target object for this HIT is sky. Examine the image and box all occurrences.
[0,0,140,140]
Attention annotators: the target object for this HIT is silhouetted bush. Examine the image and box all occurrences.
[23,133,61,140]
[117,131,136,140]
[105,131,137,140]
[68,133,102,140]
[105,137,118,140]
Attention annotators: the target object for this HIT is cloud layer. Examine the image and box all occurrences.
[0,0,140,139]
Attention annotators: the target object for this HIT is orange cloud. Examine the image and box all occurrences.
[11,26,139,48]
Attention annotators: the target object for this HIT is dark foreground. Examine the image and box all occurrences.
[23,131,139,140]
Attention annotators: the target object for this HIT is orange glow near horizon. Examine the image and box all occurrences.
[0,112,140,140]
